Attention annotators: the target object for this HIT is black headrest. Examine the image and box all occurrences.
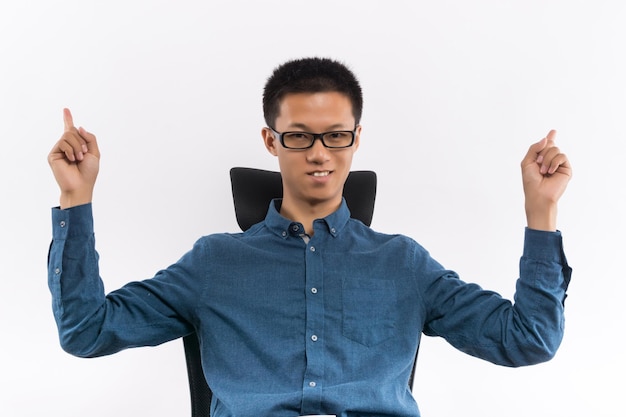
[230,167,377,231]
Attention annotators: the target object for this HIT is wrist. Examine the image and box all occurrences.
[525,201,557,231]
[60,191,93,209]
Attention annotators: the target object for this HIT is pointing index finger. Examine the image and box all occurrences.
[63,108,75,132]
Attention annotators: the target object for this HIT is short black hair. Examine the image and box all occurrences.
[263,57,363,128]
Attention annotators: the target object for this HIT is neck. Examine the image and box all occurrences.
[279,196,341,236]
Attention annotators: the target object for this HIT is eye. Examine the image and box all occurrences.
[284,132,312,141]
[324,132,352,142]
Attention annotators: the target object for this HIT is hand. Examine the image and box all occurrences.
[48,108,100,209]
[521,130,572,231]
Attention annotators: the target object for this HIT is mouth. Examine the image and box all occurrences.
[310,171,331,177]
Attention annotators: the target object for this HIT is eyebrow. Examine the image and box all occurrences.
[287,122,351,131]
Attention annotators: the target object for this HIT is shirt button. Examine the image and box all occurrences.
[292,224,300,232]
[311,335,318,342]
[59,221,66,228]
[330,227,336,234]
[54,268,60,275]
[281,231,287,237]
[309,246,316,252]
[311,287,318,294]
[309,381,316,387]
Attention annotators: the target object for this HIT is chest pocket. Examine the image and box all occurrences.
[342,278,398,347]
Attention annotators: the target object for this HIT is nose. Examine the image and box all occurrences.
[306,137,331,163]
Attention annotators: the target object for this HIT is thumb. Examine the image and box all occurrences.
[522,136,547,167]
[522,129,557,167]
[78,126,100,158]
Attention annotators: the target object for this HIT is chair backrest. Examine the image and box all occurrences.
[183,167,414,417]
[229,167,377,230]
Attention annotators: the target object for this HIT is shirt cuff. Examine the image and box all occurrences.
[51,203,94,240]
[522,227,566,263]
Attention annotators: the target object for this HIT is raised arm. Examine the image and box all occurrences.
[47,109,195,357]
[48,108,100,209]
[521,130,572,231]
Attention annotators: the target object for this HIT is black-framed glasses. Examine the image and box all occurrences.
[269,127,357,149]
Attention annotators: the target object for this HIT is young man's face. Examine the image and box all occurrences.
[262,91,361,213]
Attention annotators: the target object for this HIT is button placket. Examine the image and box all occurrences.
[302,236,324,409]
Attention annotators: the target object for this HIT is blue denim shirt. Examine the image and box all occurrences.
[48,200,571,417]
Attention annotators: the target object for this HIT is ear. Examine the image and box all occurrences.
[353,125,362,152]
[262,127,278,156]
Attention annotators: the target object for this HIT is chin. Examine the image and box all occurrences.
[303,192,342,208]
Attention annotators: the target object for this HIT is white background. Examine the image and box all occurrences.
[1,1,624,416]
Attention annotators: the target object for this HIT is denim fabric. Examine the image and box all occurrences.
[48,200,571,417]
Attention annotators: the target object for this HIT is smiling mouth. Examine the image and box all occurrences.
[311,171,331,177]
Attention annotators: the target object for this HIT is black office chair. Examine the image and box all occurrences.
[182,167,415,417]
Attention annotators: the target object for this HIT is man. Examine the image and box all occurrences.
[48,57,572,417]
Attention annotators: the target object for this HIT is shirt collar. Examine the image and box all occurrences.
[264,198,351,239]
